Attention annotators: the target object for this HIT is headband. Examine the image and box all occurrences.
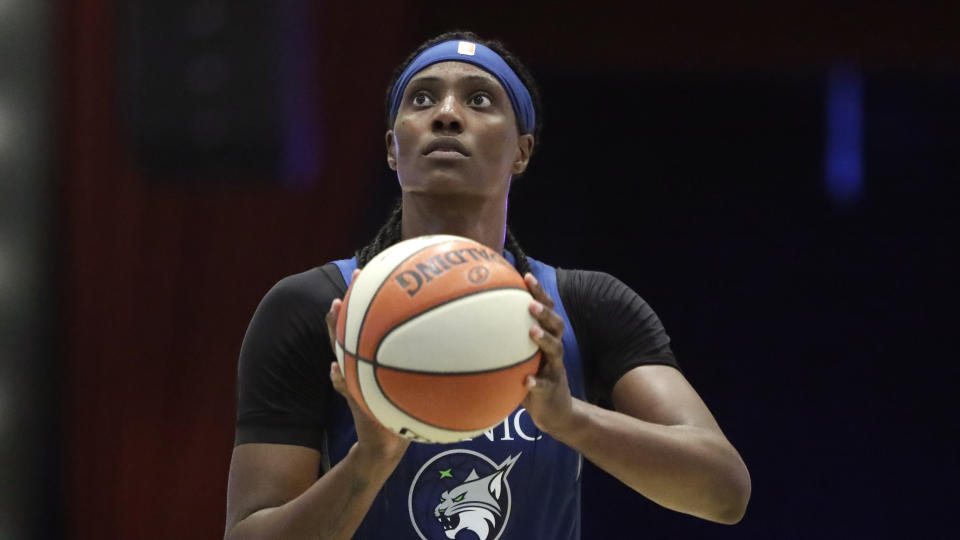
[388,40,536,135]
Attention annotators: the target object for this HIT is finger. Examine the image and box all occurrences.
[351,268,361,281]
[325,298,342,348]
[524,373,555,395]
[530,324,564,366]
[524,273,554,309]
[329,361,350,399]
[529,300,564,337]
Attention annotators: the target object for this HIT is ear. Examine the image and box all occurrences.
[511,134,535,175]
[386,130,398,171]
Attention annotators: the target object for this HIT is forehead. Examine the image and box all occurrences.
[409,61,503,89]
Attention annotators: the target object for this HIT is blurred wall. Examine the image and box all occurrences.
[0,1,56,538]
[57,2,957,539]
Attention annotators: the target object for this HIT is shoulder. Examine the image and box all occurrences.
[556,268,619,292]
[240,263,348,363]
[249,264,348,324]
[263,264,347,309]
[556,268,649,310]
[555,267,666,340]
[553,267,678,403]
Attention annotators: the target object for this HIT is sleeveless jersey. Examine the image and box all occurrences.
[329,254,585,540]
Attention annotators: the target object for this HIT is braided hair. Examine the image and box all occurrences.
[357,31,541,276]
[356,199,533,276]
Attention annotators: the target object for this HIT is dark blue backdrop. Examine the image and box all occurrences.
[522,69,957,538]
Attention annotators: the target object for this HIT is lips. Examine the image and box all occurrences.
[423,137,470,157]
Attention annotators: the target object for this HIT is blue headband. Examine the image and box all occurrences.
[388,40,536,135]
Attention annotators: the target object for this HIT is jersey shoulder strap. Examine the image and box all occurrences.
[331,258,358,287]
[526,256,585,399]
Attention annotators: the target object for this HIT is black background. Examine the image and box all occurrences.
[55,2,957,538]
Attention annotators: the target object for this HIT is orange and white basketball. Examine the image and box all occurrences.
[335,235,541,443]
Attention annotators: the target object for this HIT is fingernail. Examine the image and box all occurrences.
[532,326,544,338]
[531,301,544,315]
[529,275,539,287]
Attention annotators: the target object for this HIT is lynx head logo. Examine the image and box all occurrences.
[409,450,521,540]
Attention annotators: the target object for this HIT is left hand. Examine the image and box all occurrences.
[522,272,577,435]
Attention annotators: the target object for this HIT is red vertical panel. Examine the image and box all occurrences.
[59,1,416,538]
[60,0,123,536]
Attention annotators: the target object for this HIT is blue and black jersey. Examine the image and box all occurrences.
[236,255,678,539]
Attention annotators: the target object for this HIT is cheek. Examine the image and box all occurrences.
[393,121,417,160]
[479,125,518,168]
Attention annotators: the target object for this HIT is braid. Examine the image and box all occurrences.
[356,199,403,268]
[356,202,532,276]
[505,227,532,276]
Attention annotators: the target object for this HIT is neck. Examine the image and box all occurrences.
[401,192,508,253]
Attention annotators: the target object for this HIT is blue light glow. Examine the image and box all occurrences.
[280,0,320,188]
[825,64,863,205]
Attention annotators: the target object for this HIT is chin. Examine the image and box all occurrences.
[404,171,487,197]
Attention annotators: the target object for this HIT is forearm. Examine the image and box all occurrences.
[553,399,751,524]
[225,444,400,540]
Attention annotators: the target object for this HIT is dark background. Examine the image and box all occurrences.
[5,1,956,538]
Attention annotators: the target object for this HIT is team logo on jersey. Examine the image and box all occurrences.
[408,449,520,540]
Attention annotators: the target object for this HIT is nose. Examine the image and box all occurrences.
[431,94,463,134]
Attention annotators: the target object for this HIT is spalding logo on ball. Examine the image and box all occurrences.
[335,235,541,443]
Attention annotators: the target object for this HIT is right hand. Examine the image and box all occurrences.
[326,280,410,462]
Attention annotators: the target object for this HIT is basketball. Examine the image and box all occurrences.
[334,234,541,443]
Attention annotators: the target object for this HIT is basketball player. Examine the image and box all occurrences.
[225,32,751,540]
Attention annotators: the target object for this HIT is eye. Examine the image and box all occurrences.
[469,93,491,107]
[439,495,446,502]
[412,93,434,107]
[453,493,465,502]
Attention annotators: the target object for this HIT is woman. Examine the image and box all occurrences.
[225,31,750,540]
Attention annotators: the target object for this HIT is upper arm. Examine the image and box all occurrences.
[227,267,345,532]
[611,364,723,433]
[224,443,321,533]
[558,269,723,433]
[235,267,343,449]
[559,269,679,405]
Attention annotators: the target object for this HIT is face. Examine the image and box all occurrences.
[386,61,534,198]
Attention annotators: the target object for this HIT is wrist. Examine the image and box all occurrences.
[544,398,589,444]
[350,440,408,473]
